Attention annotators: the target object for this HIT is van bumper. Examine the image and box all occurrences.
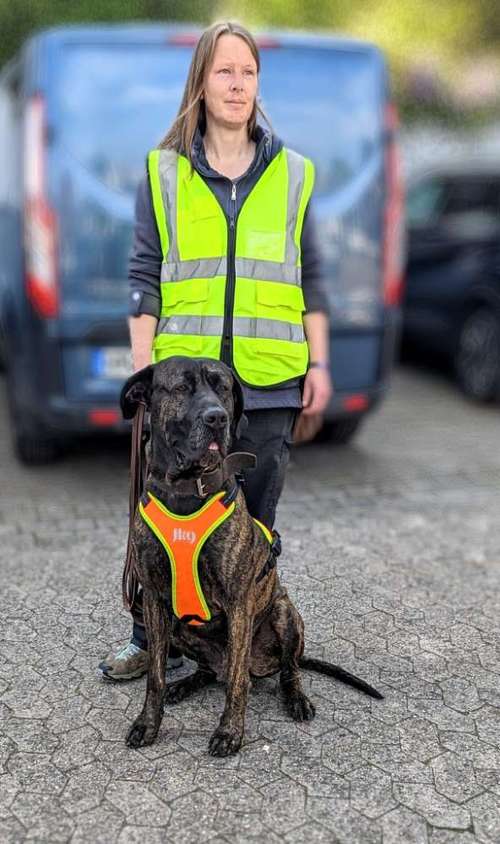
[40,395,129,437]
[324,306,401,421]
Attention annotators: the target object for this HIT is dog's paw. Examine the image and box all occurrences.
[208,726,242,757]
[286,692,316,722]
[126,717,159,749]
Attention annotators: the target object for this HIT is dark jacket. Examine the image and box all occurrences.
[128,124,329,410]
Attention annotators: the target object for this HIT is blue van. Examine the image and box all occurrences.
[0,24,404,463]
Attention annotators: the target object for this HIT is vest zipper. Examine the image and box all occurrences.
[221,181,237,365]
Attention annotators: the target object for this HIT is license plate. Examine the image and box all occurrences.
[92,347,132,380]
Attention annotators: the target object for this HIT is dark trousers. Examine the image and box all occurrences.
[131,408,297,650]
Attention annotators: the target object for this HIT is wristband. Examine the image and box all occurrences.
[308,361,329,371]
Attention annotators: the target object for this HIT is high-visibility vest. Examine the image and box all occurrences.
[139,490,272,626]
[147,146,315,387]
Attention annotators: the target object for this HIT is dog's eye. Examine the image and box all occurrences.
[173,383,189,394]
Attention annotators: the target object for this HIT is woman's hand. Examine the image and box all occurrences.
[293,366,333,444]
[301,365,333,416]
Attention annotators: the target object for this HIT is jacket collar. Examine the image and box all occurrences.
[191,122,282,181]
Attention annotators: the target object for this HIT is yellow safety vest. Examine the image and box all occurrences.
[147,146,315,387]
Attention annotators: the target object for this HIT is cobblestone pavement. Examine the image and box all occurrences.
[1,366,500,843]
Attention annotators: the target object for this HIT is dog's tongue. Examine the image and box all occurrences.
[208,442,219,451]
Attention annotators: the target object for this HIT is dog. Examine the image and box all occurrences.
[121,356,382,757]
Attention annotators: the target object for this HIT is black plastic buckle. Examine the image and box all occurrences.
[271,530,282,558]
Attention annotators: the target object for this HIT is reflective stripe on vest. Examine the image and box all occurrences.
[147,147,314,387]
[138,491,272,626]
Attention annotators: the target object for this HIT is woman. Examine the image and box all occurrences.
[98,20,332,681]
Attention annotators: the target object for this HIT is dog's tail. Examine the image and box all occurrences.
[299,656,384,700]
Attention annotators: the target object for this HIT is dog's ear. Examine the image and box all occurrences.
[120,364,154,419]
[231,373,248,439]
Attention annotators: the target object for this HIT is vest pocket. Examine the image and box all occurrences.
[162,278,209,314]
[241,229,286,262]
[255,280,305,322]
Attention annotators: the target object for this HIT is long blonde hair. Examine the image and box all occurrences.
[158,21,270,163]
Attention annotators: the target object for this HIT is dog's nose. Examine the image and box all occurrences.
[202,406,228,429]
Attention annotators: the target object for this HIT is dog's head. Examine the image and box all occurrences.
[121,357,245,479]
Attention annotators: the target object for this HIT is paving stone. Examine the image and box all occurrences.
[0,772,20,818]
[71,802,125,843]
[431,751,483,803]
[379,670,443,700]
[439,677,483,713]
[260,777,307,834]
[348,764,398,819]
[11,793,75,841]
[280,754,349,798]
[386,630,422,657]
[284,821,339,842]
[93,740,157,781]
[8,752,67,795]
[367,684,409,724]
[0,813,28,843]
[429,832,477,844]
[118,827,167,844]
[393,783,471,829]
[321,726,366,776]
[60,761,111,815]
[163,788,221,842]
[361,744,433,784]
[475,705,500,747]
[411,652,450,683]
[307,795,382,843]
[448,623,486,652]
[380,806,429,843]
[2,716,60,754]
[235,739,284,789]
[407,698,476,733]
[51,725,100,772]
[106,780,171,826]
[193,769,262,812]
[217,811,281,842]
[467,792,500,842]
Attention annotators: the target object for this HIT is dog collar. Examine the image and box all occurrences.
[164,451,257,498]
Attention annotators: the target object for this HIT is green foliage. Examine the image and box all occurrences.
[1,0,498,123]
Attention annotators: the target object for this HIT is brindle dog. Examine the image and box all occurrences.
[122,357,382,757]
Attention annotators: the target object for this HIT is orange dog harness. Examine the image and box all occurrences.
[139,490,272,626]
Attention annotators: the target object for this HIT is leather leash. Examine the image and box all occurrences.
[122,401,146,610]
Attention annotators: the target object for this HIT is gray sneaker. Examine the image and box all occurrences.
[98,641,149,681]
[98,641,183,681]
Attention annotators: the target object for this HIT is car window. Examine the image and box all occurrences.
[406,178,447,226]
[442,179,500,218]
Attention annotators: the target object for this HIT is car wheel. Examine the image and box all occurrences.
[14,433,61,465]
[5,367,62,465]
[455,307,500,401]
[314,417,362,445]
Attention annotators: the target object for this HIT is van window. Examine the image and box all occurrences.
[51,44,382,197]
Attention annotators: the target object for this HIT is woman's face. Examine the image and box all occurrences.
[203,34,258,131]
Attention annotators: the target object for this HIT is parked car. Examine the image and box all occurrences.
[402,162,500,401]
[0,24,403,463]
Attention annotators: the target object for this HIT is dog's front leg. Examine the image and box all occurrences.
[126,587,170,749]
[208,603,253,757]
